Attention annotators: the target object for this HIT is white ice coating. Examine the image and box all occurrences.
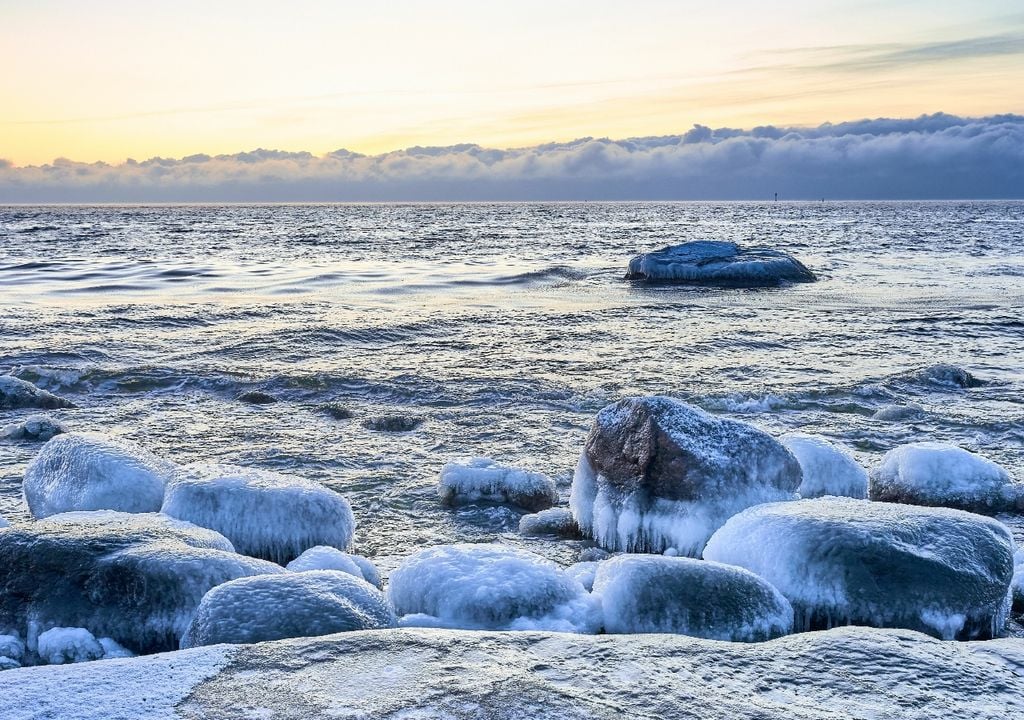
[387,543,599,633]
[626,241,815,285]
[518,507,578,537]
[36,627,104,665]
[1,414,67,442]
[23,432,177,519]
[286,546,382,588]
[0,634,25,663]
[565,561,599,592]
[592,555,793,641]
[161,463,355,564]
[438,457,558,511]
[780,433,867,499]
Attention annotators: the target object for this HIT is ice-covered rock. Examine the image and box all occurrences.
[161,463,355,564]
[0,656,18,671]
[565,561,599,592]
[519,507,580,537]
[872,403,925,422]
[625,241,815,286]
[97,637,134,659]
[869,442,1022,514]
[570,396,802,555]
[0,376,74,410]
[387,544,598,632]
[181,571,396,649]
[0,511,281,653]
[287,546,382,588]
[906,364,983,389]
[36,627,104,665]
[1,414,67,442]
[0,635,25,663]
[23,432,176,519]
[592,555,792,641]
[703,497,1015,639]
[439,458,558,512]
[578,546,611,563]
[780,433,867,499]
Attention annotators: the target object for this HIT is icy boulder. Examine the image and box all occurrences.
[570,396,802,555]
[0,635,25,663]
[36,627,104,665]
[0,511,281,654]
[566,561,599,592]
[0,376,74,410]
[1,414,67,442]
[625,241,815,286]
[518,507,580,538]
[23,432,176,519]
[703,497,1015,640]
[180,571,396,649]
[780,433,867,499]
[438,458,558,512]
[161,463,355,564]
[387,544,598,632]
[592,555,792,641]
[869,442,1022,513]
[287,546,382,588]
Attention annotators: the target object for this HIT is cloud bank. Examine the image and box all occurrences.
[1,113,1022,201]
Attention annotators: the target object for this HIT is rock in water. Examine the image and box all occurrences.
[869,442,1022,513]
[287,546,382,588]
[518,507,580,538]
[180,571,396,648]
[592,555,793,641]
[439,458,558,512]
[570,396,802,555]
[0,376,74,410]
[780,433,867,499]
[703,497,1015,640]
[161,463,356,564]
[625,241,815,286]
[362,415,423,432]
[23,432,176,519]
[1,414,67,442]
[236,390,278,405]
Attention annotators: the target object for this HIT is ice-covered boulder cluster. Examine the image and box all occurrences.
[625,241,816,286]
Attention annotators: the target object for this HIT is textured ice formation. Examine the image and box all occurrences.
[162,463,355,564]
[869,442,1022,513]
[703,497,1015,639]
[780,433,867,499]
[592,555,793,641]
[565,561,599,592]
[0,376,74,410]
[1,414,67,442]
[36,628,104,665]
[625,241,815,286]
[570,396,802,555]
[387,543,598,632]
[439,458,558,512]
[287,546,382,588]
[181,571,396,649]
[0,510,281,653]
[23,432,176,519]
[518,507,580,537]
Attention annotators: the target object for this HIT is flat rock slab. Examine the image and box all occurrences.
[2,627,1023,719]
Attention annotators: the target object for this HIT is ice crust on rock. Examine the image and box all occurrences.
[592,555,793,641]
[36,627,104,665]
[387,543,599,632]
[181,570,396,648]
[565,561,599,592]
[23,432,176,519]
[703,497,1015,640]
[0,635,25,662]
[287,546,382,588]
[570,396,802,555]
[869,442,1022,513]
[780,433,867,499]
[161,463,355,564]
[0,376,74,410]
[625,241,816,286]
[2,414,67,442]
[518,507,580,537]
[439,458,558,512]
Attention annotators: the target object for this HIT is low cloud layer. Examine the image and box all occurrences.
[2,113,1022,201]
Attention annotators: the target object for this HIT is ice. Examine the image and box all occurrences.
[780,433,867,499]
[0,635,25,663]
[287,546,382,588]
[0,657,19,671]
[518,507,580,537]
[97,637,134,659]
[438,458,558,512]
[869,442,1021,513]
[570,396,801,555]
[161,463,356,564]
[592,555,793,641]
[565,561,598,592]
[0,375,74,410]
[181,570,395,648]
[625,241,815,286]
[1,414,67,442]
[387,543,599,632]
[703,497,1015,639]
[23,432,176,519]
[36,627,104,665]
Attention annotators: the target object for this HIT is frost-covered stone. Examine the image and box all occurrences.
[518,507,580,537]
[162,463,355,564]
[703,497,1015,640]
[592,555,793,641]
[1,414,67,442]
[181,571,396,649]
[37,627,104,665]
[0,635,25,663]
[287,546,382,588]
[780,433,867,499]
[23,432,176,519]
[570,396,802,555]
[387,544,598,632]
[872,403,925,422]
[566,561,599,592]
[0,376,74,410]
[869,442,1022,513]
[0,656,19,671]
[625,241,815,286]
[439,458,558,512]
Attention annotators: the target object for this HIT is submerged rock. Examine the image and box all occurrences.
[0,376,75,410]
[780,433,867,499]
[319,402,355,420]
[625,241,815,286]
[236,390,279,405]
[1,414,67,442]
[439,458,558,512]
[703,497,1015,640]
[570,396,802,554]
[286,546,382,589]
[362,415,423,432]
[518,507,580,538]
[905,363,983,389]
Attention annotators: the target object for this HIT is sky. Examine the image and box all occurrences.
[1,0,1022,199]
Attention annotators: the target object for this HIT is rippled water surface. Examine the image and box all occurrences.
[2,202,1023,569]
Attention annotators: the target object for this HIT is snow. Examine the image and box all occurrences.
[438,457,558,512]
[181,570,396,648]
[161,463,356,564]
[387,543,598,632]
[23,432,176,519]
[592,555,793,641]
[703,497,1015,640]
[287,546,382,588]
[0,375,74,410]
[625,241,816,286]
[518,507,579,537]
[565,561,598,592]
[869,442,1021,513]
[1,414,67,442]
[36,627,104,664]
[780,433,867,498]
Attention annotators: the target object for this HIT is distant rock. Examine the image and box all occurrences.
[1,414,67,442]
[0,376,74,410]
[625,241,815,286]
[872,403,925,422]
[519,508,580,538]
[319,403,355,420]
[439,458,558,512]
[362,415,423,432]
[236,390,278,405]
[903,364,983,389]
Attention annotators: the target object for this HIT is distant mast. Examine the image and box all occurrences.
[774,192,778,202]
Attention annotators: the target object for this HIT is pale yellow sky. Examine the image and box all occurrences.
[2,0,1022,165]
